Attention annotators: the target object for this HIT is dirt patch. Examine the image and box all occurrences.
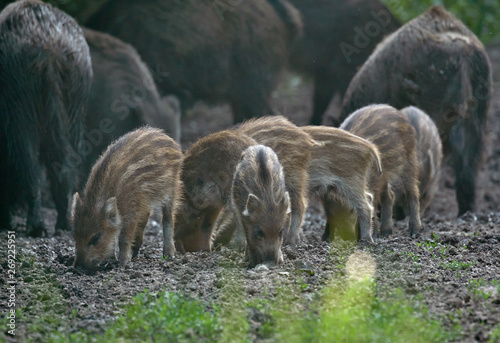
[1,47,499,342]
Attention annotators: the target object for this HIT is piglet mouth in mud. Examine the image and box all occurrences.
[71,258,116,276]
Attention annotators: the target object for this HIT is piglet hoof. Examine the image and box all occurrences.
[54,224,69,237]
[27,222,47,238]
[321,228,331,242]
[380,229,393,238]
[162,245,176,260]
[358,238,375,247]
[118,254,132,268]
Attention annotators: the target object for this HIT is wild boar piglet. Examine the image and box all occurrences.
[71,127,183,274]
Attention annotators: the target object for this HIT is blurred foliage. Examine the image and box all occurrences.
[383,0,500,43]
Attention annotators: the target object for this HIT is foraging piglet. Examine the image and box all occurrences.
[174,130,257,253]
[340,104,421,237]
[236,115,315,245]
[393,106,443,219]
[232,145,291,267]
[301,126,382,242]
[71,127,183,274]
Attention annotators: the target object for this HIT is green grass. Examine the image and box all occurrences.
[383,0,500,43]
[468,278,500,300]
[4,239,458,343]
[2,249,75,343]
[52,292,222,343]
[440,260,474,271]
[489,325,500,343]
[34,277,457,343]
[275,280,457,343]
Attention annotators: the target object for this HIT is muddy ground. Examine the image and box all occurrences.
[1,46,500,342]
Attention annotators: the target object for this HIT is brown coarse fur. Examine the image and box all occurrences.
[340,6,492,216]
[71,127,183,274]
[394,106,443,219]
[236,116,315,245]
[232,145,291,268]
[301,126,382,242]
[287,0,400,125]
[174,130,257,253]
[82,27,181,179]
[340,104,421,237]
[86,0,302,123]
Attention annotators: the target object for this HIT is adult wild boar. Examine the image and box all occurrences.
[340,6,492,216]
[288,0,400,125]
[86,0,302,123]
[0,0,92,236]
[83,28,181,177]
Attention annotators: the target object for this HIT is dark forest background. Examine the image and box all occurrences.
[0,0,499,44]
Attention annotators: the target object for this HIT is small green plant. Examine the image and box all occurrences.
[489,324,500,343]
[407,251,419,262]
[468,278,499,300]
[440,260,474,271]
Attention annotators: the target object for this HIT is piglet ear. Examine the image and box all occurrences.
[105,197,121,228]
[284,191,291,215]
[243,194,260,217]
[71,192,82,221]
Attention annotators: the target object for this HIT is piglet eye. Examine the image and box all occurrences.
[88,233,102,246]
[254,227,265,239]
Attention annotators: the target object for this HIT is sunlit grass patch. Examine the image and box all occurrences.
[275,278,457,343]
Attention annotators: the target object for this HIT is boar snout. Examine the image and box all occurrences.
[73,255,97,275]
[248,246,283,269]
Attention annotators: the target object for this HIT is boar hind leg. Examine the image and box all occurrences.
[118,222,137,266]
[450,120,484,216]
[323,198,360,242]
[404,180,421,237]
[284,193,307,246]
[24,150,46,237]
[131,216,149,259]
[0,193,11,231]
[199,209,221,252]
[43,138,74,234]
[310,72,337,126]
[212,205,237,247]
[379,184,394,238]
[162,202,176,259]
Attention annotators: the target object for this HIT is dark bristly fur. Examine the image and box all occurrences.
[340,6,492,216]
[83,27,181,178]
[302,126,382,243]
[71,127,183,275]
[340,104,421,237]
[232,145,291,268]
[0,0,92,236]
[236,116,315,245]
[174,130,257,253]
[86,0,302,123]
[394,106,443,219]
[287,0,400,125]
